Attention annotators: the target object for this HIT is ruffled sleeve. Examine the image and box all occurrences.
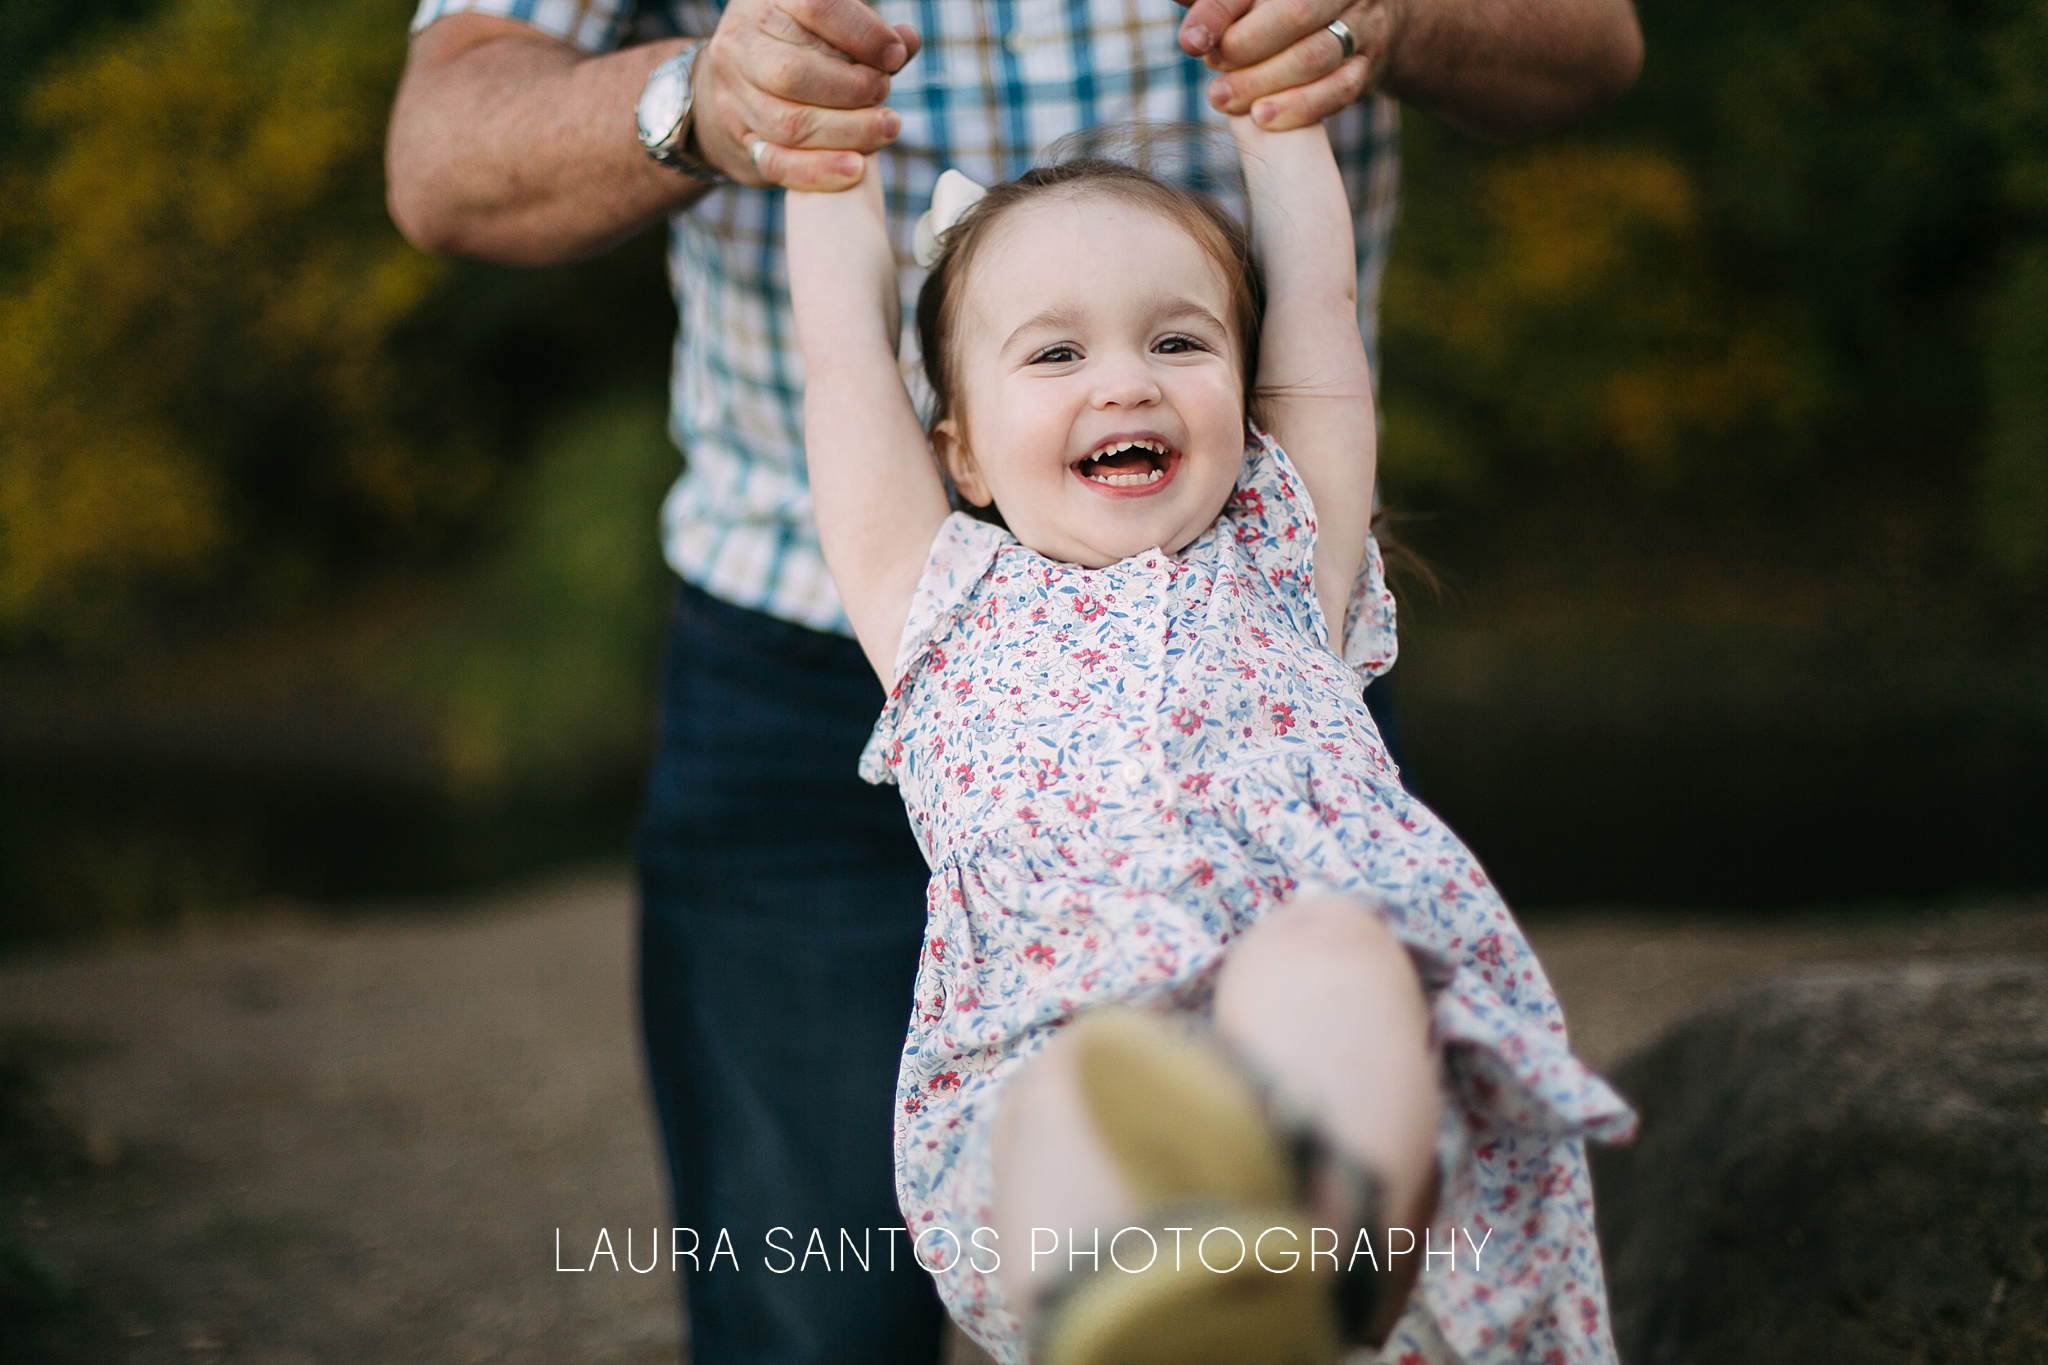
[1223,428,1398,688]
[1342,534,1398,685]
[857,512,1009,786]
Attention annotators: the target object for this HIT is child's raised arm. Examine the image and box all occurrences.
[1230,118,1378,648]
[786,163,953,683]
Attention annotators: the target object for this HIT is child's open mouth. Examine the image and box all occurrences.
[1075,438,1178,490]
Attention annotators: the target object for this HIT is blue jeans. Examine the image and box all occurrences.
[635,581,947,1365]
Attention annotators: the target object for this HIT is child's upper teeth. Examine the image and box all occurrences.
[1088,439,1166,462]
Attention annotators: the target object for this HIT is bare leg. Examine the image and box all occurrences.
[990,1027,1141,1321]
[1211,891,1442,1337]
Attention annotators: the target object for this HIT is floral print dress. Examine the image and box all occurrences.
[859,432,1638,1365]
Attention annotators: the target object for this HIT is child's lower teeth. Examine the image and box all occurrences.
[1094,468,1161,486]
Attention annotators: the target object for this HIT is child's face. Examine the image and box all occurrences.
[935,192,1247,568]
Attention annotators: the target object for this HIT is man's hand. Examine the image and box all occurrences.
[1173,0,1643,141]
[1180,0,1401,132]
[692,0,921,191]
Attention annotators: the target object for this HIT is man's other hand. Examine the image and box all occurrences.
[694,0,921,191]
[1179,0,1399,131]
[1172,0,1642,141]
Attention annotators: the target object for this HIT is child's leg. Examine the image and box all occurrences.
[990,892,1441,1338]
[1211,892,1442,1337]
[990,1026,1142,1322]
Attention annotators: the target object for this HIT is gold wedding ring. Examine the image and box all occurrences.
[1326,17,1356,61]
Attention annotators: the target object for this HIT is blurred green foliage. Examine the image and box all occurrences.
[0,0,672,652]
[1383,139,1823,494]
[1382,0,2048,584]
[396,393,679,793]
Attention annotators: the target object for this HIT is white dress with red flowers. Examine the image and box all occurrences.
[860,432,1637,1365]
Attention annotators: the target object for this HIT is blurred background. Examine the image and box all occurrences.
[2,0,2045,944]
[1,0,2045,1359]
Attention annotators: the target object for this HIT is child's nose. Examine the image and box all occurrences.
[1090,352,1162,409]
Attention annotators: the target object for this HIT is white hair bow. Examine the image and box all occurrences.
[912,169,990,269]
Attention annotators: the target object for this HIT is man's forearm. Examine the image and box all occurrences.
[1382,0,1642,140]
[386,17,709,266]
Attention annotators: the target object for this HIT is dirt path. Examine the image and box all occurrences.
[3,874,2044,1364]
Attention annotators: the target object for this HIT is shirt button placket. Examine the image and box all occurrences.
[1139,555,1173,812]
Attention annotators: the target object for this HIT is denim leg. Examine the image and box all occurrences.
[636,583,946,1365]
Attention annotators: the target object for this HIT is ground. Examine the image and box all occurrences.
[2,874,2043,1364]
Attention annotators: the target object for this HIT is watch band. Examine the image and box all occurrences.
[637,42,731,185]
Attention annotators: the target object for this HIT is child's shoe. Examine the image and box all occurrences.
[1033,1009,1388,1365]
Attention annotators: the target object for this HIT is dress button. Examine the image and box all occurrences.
[1118,759,1146,789]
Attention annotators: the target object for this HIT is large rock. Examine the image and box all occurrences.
[1591,960,2048,1364]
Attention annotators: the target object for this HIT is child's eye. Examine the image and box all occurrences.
[1030,343,1081,364]
[1154,333,1209,354]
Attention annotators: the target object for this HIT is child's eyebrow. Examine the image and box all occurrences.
[1002,305,1086,353]
[1150,300,1229,332]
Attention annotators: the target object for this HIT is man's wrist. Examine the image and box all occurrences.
[680,96,728,182]
[1370,0,1413,93]
[636,41,731,184]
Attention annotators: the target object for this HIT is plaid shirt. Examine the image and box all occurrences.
[413,0,1399,634]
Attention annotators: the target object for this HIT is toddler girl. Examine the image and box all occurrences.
[784,119,1636,1365]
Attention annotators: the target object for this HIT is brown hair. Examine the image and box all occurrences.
[914,155,1267,449]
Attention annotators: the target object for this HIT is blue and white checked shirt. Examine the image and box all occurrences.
[413,0,1400,634]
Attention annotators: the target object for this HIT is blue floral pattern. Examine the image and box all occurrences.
[861,432,1638,1365]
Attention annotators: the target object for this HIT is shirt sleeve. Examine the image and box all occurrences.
[410,0,655,53]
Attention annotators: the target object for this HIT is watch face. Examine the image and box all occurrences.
[637,58,688,147]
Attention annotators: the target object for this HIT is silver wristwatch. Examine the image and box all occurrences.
[636,43,729,184]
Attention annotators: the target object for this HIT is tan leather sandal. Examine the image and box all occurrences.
[1033,1010,1388,1365]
